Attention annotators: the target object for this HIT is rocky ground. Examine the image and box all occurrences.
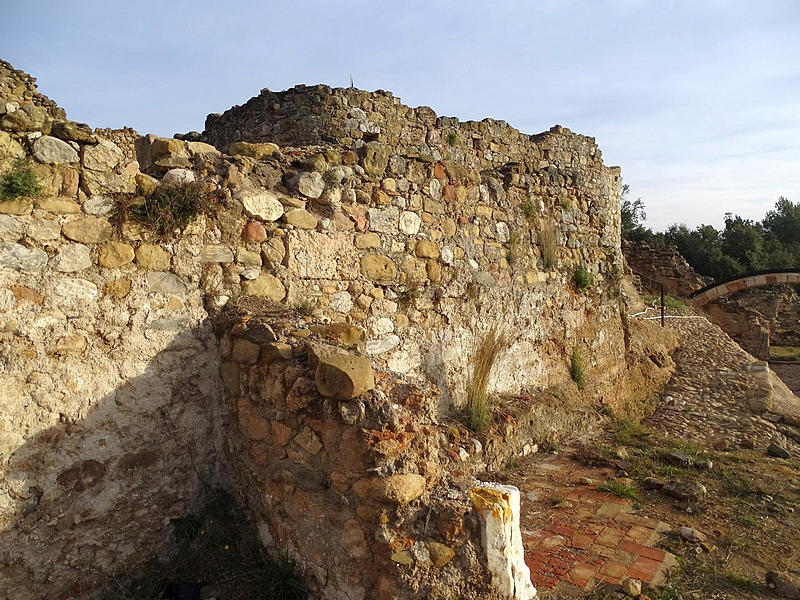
[504,309,800,600]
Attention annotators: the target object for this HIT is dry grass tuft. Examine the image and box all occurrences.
[466,328,508,432]
[538,226,557,269]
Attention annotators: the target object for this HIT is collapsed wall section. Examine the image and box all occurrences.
[0,66,675,599]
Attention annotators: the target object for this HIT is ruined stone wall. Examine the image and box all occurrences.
[622,240,706,297]
[727,285,800,347]
[0,64,675,600]
[703,299,770,360]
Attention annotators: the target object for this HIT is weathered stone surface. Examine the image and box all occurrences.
[0,131,25,169]
[32,135,78,164]
[284,208,317,229]
[243,273,285,302]
[199,244,234,263]
[399,211,421,235]
[309,323,366,349]
[161,168,196,185]
[362,142,390,176]
[426,541,455,567]
[28,218,60,241]
[360,254,397,282]
[186,141,219,155]
[50,120,96,144]
[368,207,399,234]
[82,168,135,195]
[146,271,187,294]
[150,137,187,161]
[52,244,92,272]
[352,473,426,505]
[415,240,439,258]
[286,230,359,279]
[470,484,536,600]
[228,141,279,159]
[62,217,112,244]
[82,195,116,216]
[355,232,380,249]
[135,243,171,270]
[82,139,123,171]
[36,197,81,214]
[0,197,33,215]
[0,214,24,241]
[242,221,268,241]
[240,190,284,221]
[0,242,48,271]
[288,171,324,198]
[98,241,134,268]
[366,334,401,356]
[314,350,375,400]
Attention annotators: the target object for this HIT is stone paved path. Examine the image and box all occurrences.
[644,315,800,453]
[518,455,677,593]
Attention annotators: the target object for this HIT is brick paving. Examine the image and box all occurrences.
[518,456,677,593]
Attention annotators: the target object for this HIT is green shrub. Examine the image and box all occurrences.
[0,159,43,202]
[446,131,458,147]
[574,265,593,291]
[466,328,508,432]
[323,168,340,188]
[570,348,585,389]
[119,182,214,237]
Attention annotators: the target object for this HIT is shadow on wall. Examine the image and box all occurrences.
[0,321,228,600]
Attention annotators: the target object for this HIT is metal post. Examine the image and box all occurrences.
[660,282,665,327]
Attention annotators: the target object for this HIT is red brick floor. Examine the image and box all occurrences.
[520,456,677,592]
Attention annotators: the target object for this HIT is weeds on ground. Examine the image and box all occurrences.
[294,298,317,316]
[116,182,215,237]
[597,481,643,508]
[0,159,43,202]
[770,345,800,360]
[538,226,558,269]
[92,488,307,600]
[465,328,508,433]
[570,348,585,389]
[613,418,652,447]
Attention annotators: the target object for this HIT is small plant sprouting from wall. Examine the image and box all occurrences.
[323,168,340,188]
[446,131,458,147]
[117,182,215,237]
[466,328,508,433]
[538,226,558,270]
[570,347,585,389]
[574,265,594,291]
[0,159,43,202]
[295,298,318,316]
[522,199,537,220]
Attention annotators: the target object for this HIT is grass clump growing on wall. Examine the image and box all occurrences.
[538,226,557,270]
[570,348,585,389]
[446,131,458,146]
[119,182,214,237]
[0,159,43,202]
[574,265,593,291]
[466,328,508,433]
[523,199,537,219]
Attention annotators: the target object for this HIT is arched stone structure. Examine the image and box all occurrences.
[690,270,800,306]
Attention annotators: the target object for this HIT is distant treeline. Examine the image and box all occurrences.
[622,186,800,281]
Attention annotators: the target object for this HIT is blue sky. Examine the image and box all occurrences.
[2,0,799,230]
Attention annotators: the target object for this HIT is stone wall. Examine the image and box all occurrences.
[0,62,675,599]
[703,299,770,360]
[622,240,705,297]
[726,285,800,347]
